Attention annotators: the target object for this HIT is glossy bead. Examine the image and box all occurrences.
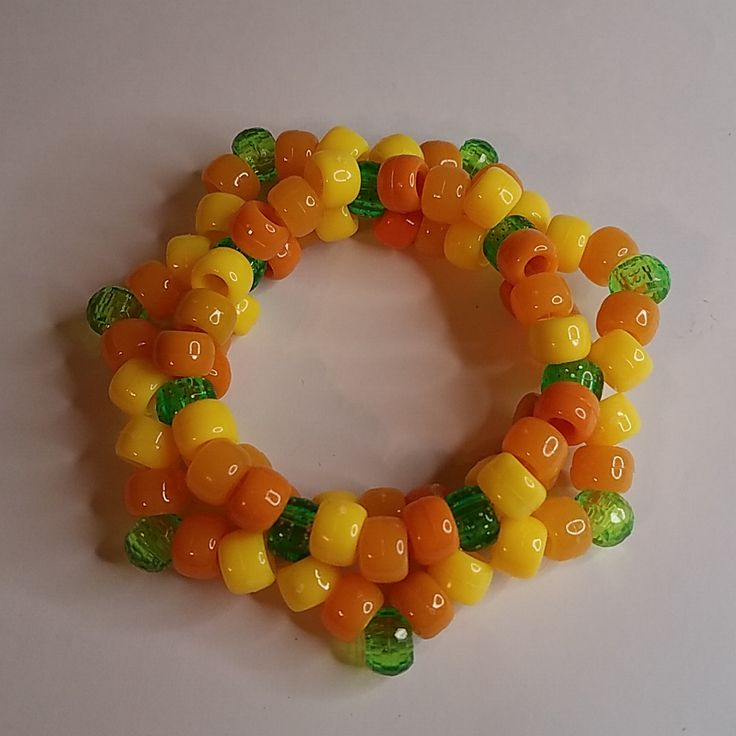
[208,349,231,398]
[194,192,244,242]
[100,318,159,372]
[576,491,634,547]
[510,273,573,326]
[313,490,358,505]
[482,215,535,269]
[373,210,422,249]
[266,239,301,280]
[321,573,384,642]
[115,415,179,469]
[318,125,369,159]
[231,127,276,182]
[609,254,671,303]
[532,497,592,560]
[370,134,424,163]
[541,359,605,400]
[190,247,254,304]
[497,281,513,316]
[165,234,211,287]
[233,293,262,334]
[546,214,592,272]
[444,218,487,269]
[502,417,568,489]
[276,556,340,612]
[124,514,181,572]
[464,456,496,487]
[597,291,660,346]
[414,217,448,258]
[589,330,653,392]
[376,155,428,213]
[459,138,498,176]
[490,516,547,578]
[405,483,449,504]
[267,176,324,237]
[512,392,540,423]
[126,260,184,321]
[528,315,592,364]
[510,191,551,232]
[274,129,318,179]
[348,160,384,218]
[420,140,461,168]
[363,607,414,676]
[202,153,260,200]
[86,286,147,334]
[231,200,289,261]
[171,513,230,579]
[358,516,409,583]
[186,438,251,505]
[477,452,546,519]
[570,445,635,493]
[580,226,639,285]
[303,150,360,208]
[124,467,190,516]
[359,487,406,518]
[445,485,500,551]
[173,288,236,346]
[587,393,641,446]
[315,205,359,242]
[497,229,558,284]
[267,497,318,561]
[420,164,470,223]
[404,496,459,566]
[153,330,216,377]
[533,382,600,445]
[308,499,367,567]
[427,550,493,605]
[389,571,454,639]
[463,166,522,229]
[109,358,168,415]
[239,443,272,469]
[171,398,239,461]
[218,530,275,594]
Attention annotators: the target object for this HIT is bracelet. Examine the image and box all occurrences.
[86,125,671,677]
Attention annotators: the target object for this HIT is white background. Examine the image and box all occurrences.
[1,1,734,734]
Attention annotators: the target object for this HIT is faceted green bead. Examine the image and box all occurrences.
[213,236,266,290]
[232,127,277,183]
[266,497,318,562]
[445,485,500,551]
[86,286,147,335]
[541,359,605,400]
[482,215,536,269]
[460,138,499,176]
[124,514,181,572]
[348,160,384,218]
[575,491,634,547]
[608,254,671,304]
[363,607,414,676]
[155,377,216,425]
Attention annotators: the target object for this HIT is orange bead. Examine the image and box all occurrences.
[207,349,231,397]
[360,487,406,518]
[153,330,216,377]
[404,496,459,566]
[502,417,569,489]
[389,571,454,639]
[171,513,230,580]
[413,217,448,258]
[372,210,422,249]
[420,140,462,168]
[358,516,409,583]
[496,228,558,285]
[266,237,302,280]
[580,226,639,286]
[499,280,514,315]
[100,318,159,372]
[201,153,260,200]
[239,443,272,469]
[420,165,470,224]
[274,130,318,179]
[231,200,289,260]
[509,272,574,326]
[321,573,385,642]
[533,497,592,561]
[126,260,185,321]
[173,288,236,346]
[405,483,449,505]
[534,382,600,446]
[267,176,323,237]
[123,467,191,516]
[596,291,660,345]
[226,467,291,532]
[570,445,635,493]
[186,439,251,506]
[512,392,540,423]
[376,155,428,213]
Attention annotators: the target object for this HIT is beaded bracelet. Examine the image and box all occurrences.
[86,125,671,677]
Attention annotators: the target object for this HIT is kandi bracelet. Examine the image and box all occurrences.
[86,125,671,677]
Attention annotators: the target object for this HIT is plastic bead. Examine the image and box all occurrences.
[313,490,358,505]
[532,497,592,560]
[427,549,493,605]
[307,499,367,567]
[497,228,559,284]
[321,573,384,642]
[153,330,216,377]
[155,377,216,425]
[389,571,454,639]
[266,239,301,280]
[109,358,168,415]
[274,130,318,179]
[126,260,185,321]
[546,214,592,272]
[233,293,262,335]
[348,160,384,218]
[359,487,406,518]
[489,516,547,579]
[377,155,428,213]
[363,607,414,676]
[445,486,500,551]
[171,398,239,461]
[124,467,190,516]
[370,134,424,163]
[420,164,470,223]
[443,218,487,269]
[512,392,540,423]
[124,514,181,572]
[317,125,369,159]
[276,556,340,612]
[171,513,230,579]
[174,288,236,346]
[533,382,600,446]
[115,415,179,469]
[510,191,551,232]
[165,234,211,288]
[488,162,523,188]
[579,226,639,285]
[609,254,671,304]
[100,318,159,372]
[373,210,422,249]
[303,150,361,208]
[482,215,535,269]
[227,466,294,532]
[587,393,641,446]
[576,491,634,547]
[231,127,276,182]
[541,359,605,400]
[405,483,449,504]
[315,205,359,242]
[330,632,366,667]
[420,140,461,168]
[267,176,324,237]
[267,497,318,561]
[570,445,635,493]
[414,217,449,258]
[358,516,409,583]
[194,192,244,242]
[509,273,573,326]
[186,438,251,506]
[201,153,260,200]
[463,166,522,229]
[239,443,272,469]
[86,286,147,334]
[477,452,547,519]
[588,330,653,392]
[218,530,275,594]
[231,200,290,261]
[528,314,592,364]
[464,456,496,487]
[403,496,459,566]
[596,291,660,346]
[207,349,231,398]
[459,138,498,176]
[190,247,254,304]
[502,417,568,489]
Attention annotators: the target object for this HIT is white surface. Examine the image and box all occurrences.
[1,1,734,734]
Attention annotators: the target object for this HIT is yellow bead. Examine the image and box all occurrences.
[314,205,359,242]
[317,126,369,159]
[587,393,641,446]
[370,133,424,163]
[528,315,592,364]
[477,452,546,520]
[313,490,358,504]
[171,398,239,461]
[233,294,261,336]
[465,455,497,486]
[510,190,551,232]
[427,549,493,605]
[115,415,179,469]
[546,214,592,272]
[490,516,548,579]
[303,150,361,208]
[165,234,211,287]
[276,556,341,612]
[194,193,244,240]
[463,167,522,229]
[190,247,254,304]
[588,329,653,392]
[309,499,367,566]
[443,218,488,270]
[218,530,275,594]
[108,358,168,415]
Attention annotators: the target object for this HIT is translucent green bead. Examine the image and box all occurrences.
[232,127,277,183]
[363,607,414,676]
[213,236,266,290]
[86,286,147,335]
[482,215,535,269]
[124,514,181,572]
[445,485,500,551]
[608,254,671,304]
[460,138,499,176]
[266,497,318,562]
[541,359,605,400]
[575,491,634,547]
[348,160,384,218]
[155,377,216,425]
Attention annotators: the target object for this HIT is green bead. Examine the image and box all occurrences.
[86,286,147,335]
[363,607,414,676]
[482,215,535,269]
[124,515,181,572]
[460,138,499,176]
[213,237,266,290]
[348,160,384,218]
[330,635,366,668]
[155,377,216,425]
[608,254,671,304]
[232,127,276,183]
[541,359,605,400]
[575,491,634,547]
[445,486,500,551]
[266,497,318,562]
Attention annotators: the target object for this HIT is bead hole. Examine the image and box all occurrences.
[201,274,230,297]
[525,256,550,276]
[548,418,576,443]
